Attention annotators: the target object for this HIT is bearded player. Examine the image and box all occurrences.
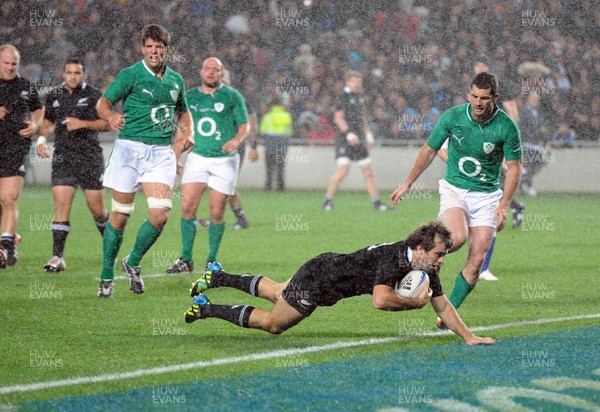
[166,57,249,274]
[390,72,522,328]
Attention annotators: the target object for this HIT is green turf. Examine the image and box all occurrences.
[0,187,598,404]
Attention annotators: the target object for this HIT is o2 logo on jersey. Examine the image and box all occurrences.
[197,117,222,140]
[458,156,487,181]
[151,104,173,132]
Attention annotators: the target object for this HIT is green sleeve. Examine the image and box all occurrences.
[232,91,249,126]
[175,76,189,113]
[503,122,522,161]
[103,68,133,105]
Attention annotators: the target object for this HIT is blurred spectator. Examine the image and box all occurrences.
[415,95,441,140]
[391,95,419,141]
[293,44,316,78]
[2,0,598,145]
[519,93,549,197]
[547,122,577,149]
[260,98,293,191]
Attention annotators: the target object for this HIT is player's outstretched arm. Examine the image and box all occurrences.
[431,295,496,345]
[494,158,522,232]
[390,143,438,205]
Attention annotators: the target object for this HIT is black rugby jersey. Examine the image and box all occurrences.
[333,87,366,137]
[44,82,103,152]
[310,240,443,305]
[0,75,43,146]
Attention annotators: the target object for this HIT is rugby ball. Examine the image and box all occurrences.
[394,270,430,298]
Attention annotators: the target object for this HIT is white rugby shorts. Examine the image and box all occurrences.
[181,152,240,196]
[438,179,503,228]
[103,139,176,193]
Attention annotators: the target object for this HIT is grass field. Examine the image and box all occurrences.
[1,187,599,410]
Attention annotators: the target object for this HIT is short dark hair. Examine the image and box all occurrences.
[142,24,170,47]
[64,58,85,72]
[405,221,452,252]
[471,72,498,96]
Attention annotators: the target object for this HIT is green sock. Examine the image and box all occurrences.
[448,272,475,310]
[207,222,225,262]
[181,217,197,261]
[127,219,161,267]
[100,222,124,280]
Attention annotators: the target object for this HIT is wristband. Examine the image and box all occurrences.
[365,131,374,144]
[36,136,47,145]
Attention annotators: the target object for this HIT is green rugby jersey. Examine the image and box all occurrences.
[103,60,188,145]
[428,103,522,192]
[186,84,249,157]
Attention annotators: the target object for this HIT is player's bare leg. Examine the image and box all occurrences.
[326,164,348,198]
[441,208,469,253]
[52,186,76,222]
[248,296,307,334]
[0,176,24,266]
[323,164,348,210]
[83,188,109,223]
[461,226,495,285]
[181,182,206,219]
[0,176,23,235]
[361,163,391,210]
[256,278,290,304]
[361,164,378,198]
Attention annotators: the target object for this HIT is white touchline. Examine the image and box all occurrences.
[1,313,599,395]
[112,272,190,280]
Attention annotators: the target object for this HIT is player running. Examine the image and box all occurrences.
[96,24,194,297]
[37,58,110,272]
[183,221,495,345]
[166,57,249,274]
[390,72,522,328]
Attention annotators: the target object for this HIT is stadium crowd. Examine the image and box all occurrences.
[2,0,599,145]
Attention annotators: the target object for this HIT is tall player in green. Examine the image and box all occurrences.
[96,24,194,297]
[390,72,522,327]
[166,57,249,274]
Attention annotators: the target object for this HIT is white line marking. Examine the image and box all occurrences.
[1,313,598,395]
[113,272,191,281]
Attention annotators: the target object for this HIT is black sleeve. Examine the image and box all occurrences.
[26,79,43,112]
[429,269,444,298]
[500,76,520,102]
[44,91,56,123]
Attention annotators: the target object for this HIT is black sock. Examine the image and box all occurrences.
[95,213,109,236]
[232,206,245,220]
[52,222,70,257]
[212,272,263,297]
[510,199,524,211]
[202,304,254,327]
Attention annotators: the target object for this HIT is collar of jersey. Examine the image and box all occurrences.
[465,103,500,126]
[141,60,166,77]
